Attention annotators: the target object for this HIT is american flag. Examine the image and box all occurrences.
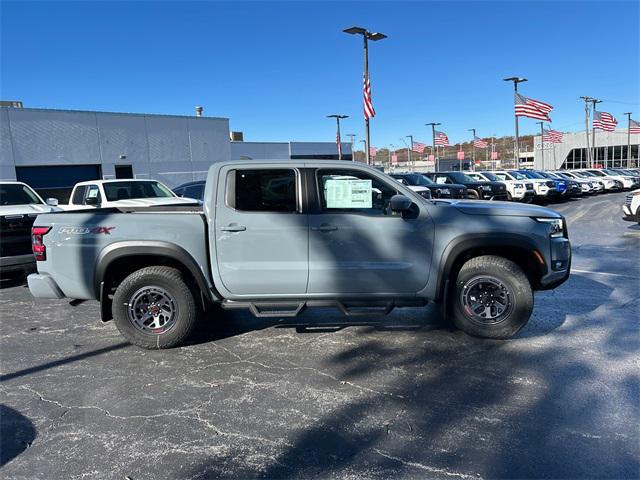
[593,111,618,132]
[630,118,640,134]
[364,74,375,120]
[543,129,563,143]
[473,136,489,148]
[434,131,449,146]
[515,93,553,121]
[369,146,377,157]
[411,141,426,153]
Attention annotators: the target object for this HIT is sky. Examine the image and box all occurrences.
[1,1,638,148]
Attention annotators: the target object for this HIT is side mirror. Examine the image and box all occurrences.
[390,194,413,213]
[85,197,99,206]
[45,198,59,207]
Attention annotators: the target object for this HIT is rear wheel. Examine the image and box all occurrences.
[112,266,199,349]
[449,255,533,339]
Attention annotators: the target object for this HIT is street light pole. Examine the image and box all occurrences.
[425,122,441,171]
[624,112,632,168]
[327,114,349,160]
[344,26,387,166]
[504,77,528,168]
[468,128,476,171]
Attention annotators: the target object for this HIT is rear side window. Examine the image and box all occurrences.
[183,184,205,200]
[233,169,297,212]
[71,185,87,205]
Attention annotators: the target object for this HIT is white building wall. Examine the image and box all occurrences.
[230,141,290,160]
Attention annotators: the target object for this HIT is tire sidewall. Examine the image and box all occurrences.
[451,260,532,338]
[112,268,197,349]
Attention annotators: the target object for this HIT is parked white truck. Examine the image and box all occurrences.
[62,179,198,210]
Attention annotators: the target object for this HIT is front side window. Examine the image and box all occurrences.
[317,169,398,216]
[234,169,297,212]
[0,183,43,206]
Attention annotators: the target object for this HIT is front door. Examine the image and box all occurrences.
[307,167,433,295]
[213,166,308,296]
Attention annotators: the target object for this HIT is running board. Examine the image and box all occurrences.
[220,299,426,319]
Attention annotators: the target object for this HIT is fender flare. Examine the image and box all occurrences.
[94,241,218,302]
[435,233,545,302]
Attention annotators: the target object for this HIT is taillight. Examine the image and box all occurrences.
[32,226,51,261]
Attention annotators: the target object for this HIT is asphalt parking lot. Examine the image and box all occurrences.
[1,191,638,480]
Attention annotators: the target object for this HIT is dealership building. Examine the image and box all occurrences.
[0,105,351,201]
[533,129,639,170]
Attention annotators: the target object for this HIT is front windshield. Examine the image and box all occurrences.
[574,171,593,178]
[536,171,553,179]
[450,172,476,183]
[0,183,43,206]
[409,174,435,186]
[555,172,571,180]
[103,181,175,202]
[479,172,498,181]
[506,171,527,180]
[588,170,606,177]
[518,171,544,179]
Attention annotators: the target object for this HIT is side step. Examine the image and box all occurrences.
[220,299,426,319]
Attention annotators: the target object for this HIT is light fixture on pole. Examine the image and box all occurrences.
[327,114,349,160]
[468,128,476,171]
[624,112,632,168]
[343,26,387,166]
[425,122,441,171]
[504,77,527,167]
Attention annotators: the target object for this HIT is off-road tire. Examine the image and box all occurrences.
[450,255,533,339]
[112,266,199,349]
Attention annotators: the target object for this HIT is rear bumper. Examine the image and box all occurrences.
[27,273,66,299]
[0,254,35,273]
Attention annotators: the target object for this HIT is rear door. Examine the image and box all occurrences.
[307,167,433,294]
[213,166,308,296]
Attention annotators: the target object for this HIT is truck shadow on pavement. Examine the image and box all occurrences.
[0,405,36,467]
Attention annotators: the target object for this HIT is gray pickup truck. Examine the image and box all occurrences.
[28,160,571,349]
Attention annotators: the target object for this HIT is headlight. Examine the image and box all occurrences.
[535,217,564,238]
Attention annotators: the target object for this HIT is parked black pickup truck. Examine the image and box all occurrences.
[424,172,509,200]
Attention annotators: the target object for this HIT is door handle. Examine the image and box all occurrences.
[311,224,338,232]
[221,224,246,232]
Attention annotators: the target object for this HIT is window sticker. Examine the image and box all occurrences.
[325,179,372,209]
[435,176,448,184]
[87,187,100,198]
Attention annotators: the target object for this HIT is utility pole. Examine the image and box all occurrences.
[537,121,544,170]
[327,115,349,160]
[624,112,632,168]
[579,96,593,168]
[504,77,528,168]
[344,27,387,166]
[468,128,476,172]
[590,98,602,168]
[425,122,441,171]
[346,134,356,160]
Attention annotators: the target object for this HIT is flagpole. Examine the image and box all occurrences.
[504,77,527,168]
[580,96,593,168]
[624,112,632,168]
[591,99,602,168]
[406,135,413,172]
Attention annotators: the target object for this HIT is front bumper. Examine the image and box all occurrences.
[539,237,571,289]
[0,254,36,273]
[622,205,639,223]
[27,273,66,299]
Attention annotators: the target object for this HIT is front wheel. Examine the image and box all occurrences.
[449,255,533,339]
[112,266,200,349]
